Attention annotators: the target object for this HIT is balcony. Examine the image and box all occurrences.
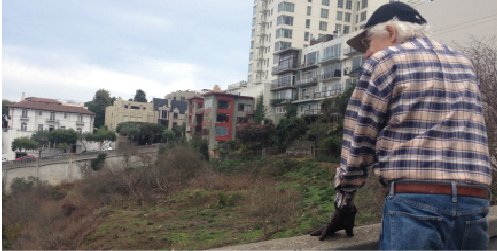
[303,109,322,116]
[195,108,204,114]
[297,61,319,71]
[314,89,342,99]
[271,63,298,75]
[228,82,248,90]
[343,47,361,57]
[20,116,29,121]
[344,66,362,77]
[272,47,300,55]
[270,98,295,106]
[318,53,341,64]
[76,121,84,125]
[319,69,342,82]
[270,79,294,90]
[295,77,318,87]
[46,119,59,123]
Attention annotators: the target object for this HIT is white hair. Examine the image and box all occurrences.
[367,18,432,43]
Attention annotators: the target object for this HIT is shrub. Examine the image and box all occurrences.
[91,153,107,171]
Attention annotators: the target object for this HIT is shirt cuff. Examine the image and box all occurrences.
[334,189,357,211]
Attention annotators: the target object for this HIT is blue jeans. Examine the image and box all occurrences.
[379,181,490,250]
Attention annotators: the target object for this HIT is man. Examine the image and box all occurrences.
[310,2,492,250]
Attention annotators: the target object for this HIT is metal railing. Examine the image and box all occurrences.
[314,89,342,98]
[46,119,59,123]
[76,121,84,125]
[318,53,341,63]
[320,70,341,80]
[303,109,322,115]
[344,66,362,76]
[295,77,318,86]
[270,79,294,89]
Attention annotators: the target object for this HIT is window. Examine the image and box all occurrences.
[345,12,351,22]
[216,113,230,123]
[253,6,257,15]
[276,107,286,114]
[238,103,246,111]
[322,0,329,6]
[249,52,253,61]
[337,0,343,8]
[343,25,350,34]
[174,113,178,119]
[337,11,342,20]
[277,15,294,26]
[360,11,366,21]
[304,31,310,41]
[49,125,55,131]
[346,0,353,9]
[269,33,271,42]
[60,126,66,130]
[307,51,317,65]
[64,112,67,118]
[273,55,278,64]
[181,97,185,101]
[275,41,292,51]
[248,75,252,84]
[215,126,229,136]
[21,122,27,131]
[217,100,230,110]
[276,28,292,39]
[251,41,254,50]
[50,112,55,121]
[245,105,253,112]
[356,15,358,23]
[362,0,368,8]
[321,9,329,18]
[307,6,311,16]
[78,114,83,122]
[22,110,27,118]
[306,19,310,28]
[356,1,360,10]
[319,21,327,31]
[124,105,129,108]
[77,128,82,134]
[248,64,253,73]
[252,17,256,27]
[236,117,246,124]
[205,99,213,109]
[252,29,255,38]
[335,23,342,32]
[38,110,42,115]
[38,124,43,131]
[278,2,294,12]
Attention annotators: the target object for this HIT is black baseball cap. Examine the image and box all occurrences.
[347,1,427,53]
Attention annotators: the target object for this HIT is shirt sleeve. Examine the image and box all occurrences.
[334,56,395,191]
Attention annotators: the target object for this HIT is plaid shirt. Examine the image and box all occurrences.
[335,38,492,191]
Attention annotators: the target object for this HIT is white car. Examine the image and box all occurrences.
[2,157,8,163]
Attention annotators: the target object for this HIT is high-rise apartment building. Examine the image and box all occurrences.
[242,0,425,122]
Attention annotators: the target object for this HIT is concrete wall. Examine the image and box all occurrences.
[3,146,158,194]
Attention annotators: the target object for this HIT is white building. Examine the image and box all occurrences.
[2,93,96,160]
[243,0,426,121]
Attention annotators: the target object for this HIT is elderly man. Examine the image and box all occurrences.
[310,2,492,250]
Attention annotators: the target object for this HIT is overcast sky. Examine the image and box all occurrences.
[2,0,254,102]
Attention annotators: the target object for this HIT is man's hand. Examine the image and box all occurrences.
[309,205,357,241]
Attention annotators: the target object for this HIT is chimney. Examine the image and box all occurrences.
[21,92,26,101]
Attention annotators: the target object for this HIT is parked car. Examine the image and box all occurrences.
[2,157,8,163]
[14,155,36,161]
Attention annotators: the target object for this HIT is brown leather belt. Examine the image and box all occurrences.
[393,183,488,200]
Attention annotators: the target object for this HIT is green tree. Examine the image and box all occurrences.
[276,117,308,145]
[58,143,70,153]
[48,129,78,145]
[11,137,38,153]
[31,130,50,157]
[118,122,164,145]
[284,103,297,119]
[134,89,147,102]
[86,127,116,151]
[254,95,265,124]
[236,121,276,151]
[162,130,176,143]
[85,89,114,128]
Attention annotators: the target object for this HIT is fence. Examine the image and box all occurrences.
[262,146,287,158]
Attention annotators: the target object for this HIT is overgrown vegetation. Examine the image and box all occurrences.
[2,143,387,250]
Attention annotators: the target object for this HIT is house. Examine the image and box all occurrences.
[153,98,187,130]
[185,92,255,154]
[3,92,95,159]
[104,98,155,132]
